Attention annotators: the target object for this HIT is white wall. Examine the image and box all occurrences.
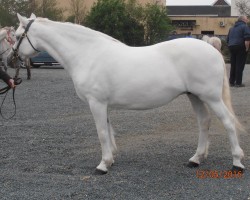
[231,0,240,16]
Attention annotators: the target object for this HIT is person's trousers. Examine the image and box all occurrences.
[229,45,248,85]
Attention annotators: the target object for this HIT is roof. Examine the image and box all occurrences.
[166,0,231,6]
[167,6,231,16]
[166,0,231,16]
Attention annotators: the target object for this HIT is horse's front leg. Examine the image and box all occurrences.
[89,99,114,174]
[3,58,8,71]
[26,58,31,80]
[14,66,20,79]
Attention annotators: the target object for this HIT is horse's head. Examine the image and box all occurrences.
[0,29,7,41]
[4,26,16,45]
[10,13,39,62]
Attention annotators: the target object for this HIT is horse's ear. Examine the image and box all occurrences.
[17,13,29,27]
[30,13,36,19]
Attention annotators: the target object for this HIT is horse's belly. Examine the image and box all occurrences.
[109,87,183,110]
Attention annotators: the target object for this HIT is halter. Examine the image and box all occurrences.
[12,20,40,61]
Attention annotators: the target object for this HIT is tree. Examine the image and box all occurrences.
[235,0,250,16]
[143,3,172,45]
[84,0,128,41]
[0,0,63,27]
[35,0,63,21]
[84,0,172,46]
[124,0,145,45]
[68,0,86,24]
[0,0,31,27]
[84,0,144,46]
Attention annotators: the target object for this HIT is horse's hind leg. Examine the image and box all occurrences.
[187,94,211,167]
[3,58,8,71]
[107,118,117,155]
[27,67,31,80]
[206,99,244,170]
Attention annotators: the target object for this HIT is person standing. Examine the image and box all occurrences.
[186,32,193,38]
[227,16,250,87]
[167,31,178,41]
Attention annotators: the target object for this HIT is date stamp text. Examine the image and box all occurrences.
[196,170,243,179]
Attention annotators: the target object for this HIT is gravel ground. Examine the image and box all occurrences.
[0,65,249,200]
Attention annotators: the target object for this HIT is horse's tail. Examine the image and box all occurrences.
[222,62,245,132]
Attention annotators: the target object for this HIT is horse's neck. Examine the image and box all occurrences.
[34,21,116,74]
[38,21,115,48]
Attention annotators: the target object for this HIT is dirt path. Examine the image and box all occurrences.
[0,65,249,199]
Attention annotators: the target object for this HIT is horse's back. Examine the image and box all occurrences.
[153,38,223,73]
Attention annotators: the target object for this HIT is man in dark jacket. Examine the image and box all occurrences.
[227,16,250,87]
[0,67,15,88]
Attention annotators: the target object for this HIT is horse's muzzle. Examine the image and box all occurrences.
[7,50,21,68]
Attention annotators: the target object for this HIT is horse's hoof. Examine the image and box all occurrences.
[93,168,108,175]
[232,166,244,173]
[186,161,199,168]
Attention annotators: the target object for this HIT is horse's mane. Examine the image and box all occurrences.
[2,26,15,32]
[36,18,122,44]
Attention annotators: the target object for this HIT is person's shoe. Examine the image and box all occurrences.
[235,84,245,88]
[230,83,235,87]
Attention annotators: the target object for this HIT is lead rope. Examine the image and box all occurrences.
[0,78,22,120]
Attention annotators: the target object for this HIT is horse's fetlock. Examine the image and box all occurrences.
[103,157,114,167]
[233,147,244,159]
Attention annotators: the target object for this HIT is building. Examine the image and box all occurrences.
[166,0,238,37]
[167,0,231,16]
[231,0,240,16]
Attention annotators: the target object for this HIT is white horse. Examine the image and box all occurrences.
[202,35,222,52]
[0,26,31,79]
[10,13,245,174]
[0,27,16,71]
